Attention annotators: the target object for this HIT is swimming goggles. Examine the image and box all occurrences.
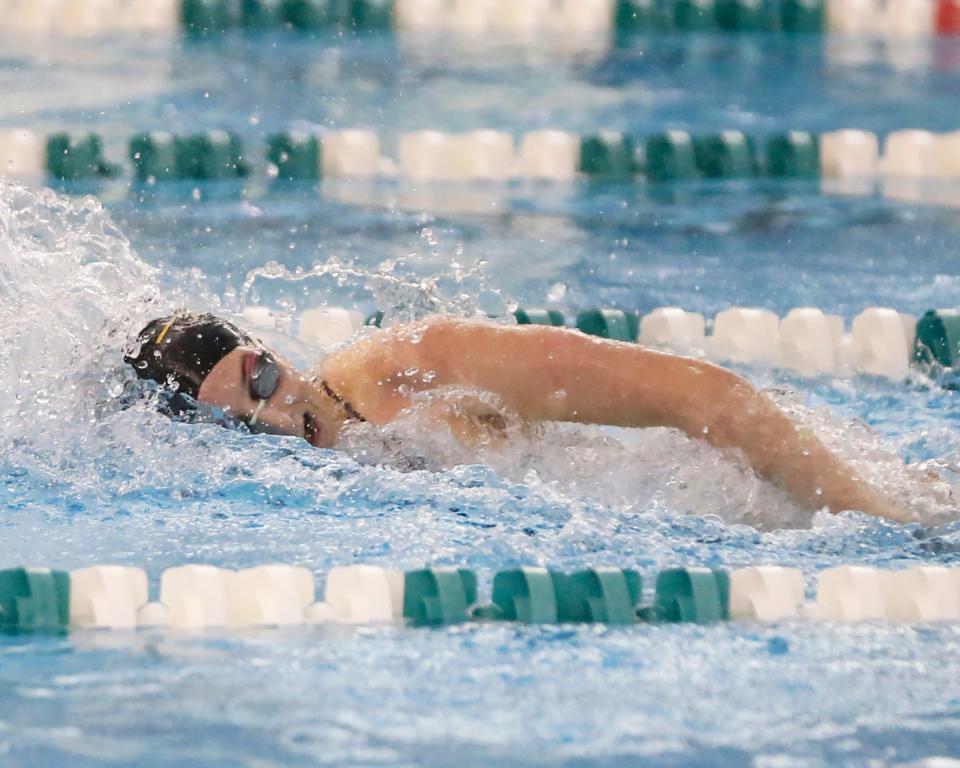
[246,349,281,429]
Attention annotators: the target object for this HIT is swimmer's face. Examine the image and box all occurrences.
[197,346,337,448]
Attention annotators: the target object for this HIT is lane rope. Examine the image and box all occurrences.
[0,0,957,39]
[4,128,960,187]
[3,564,959,631]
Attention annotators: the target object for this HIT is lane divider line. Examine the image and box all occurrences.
[5,563,960,631]
[6,128,960,188]
[0,0,956,38]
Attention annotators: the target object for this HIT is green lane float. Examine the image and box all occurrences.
[491,567,560,622]
[130,132,179,182]
[645,131,700,183]
[693,131,758,179]
[715,0,774,31]
[576,309,640,343]
[181,0,234,34]
[348,0,395,28]
[131,131,247,181]
[281,0,332,29]
[674,0,716,29]
[46,133,116,181]
[579,132,638,181]
[766,131,819,178]
[553,568,643,624]
[402,568,478,626]
[514,308,566,327]
[780,0,825,31]
[175,131,248,180]
[241,0,286,28]
[489,568,642,624]
[267,132,322,179]
[181,0,394,32]
[647,567,730,624]
[615,0,672,31]
[0,568,70,632]
[915,310,960,368]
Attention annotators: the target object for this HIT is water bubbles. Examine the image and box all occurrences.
[546,282,567,303]
[234,247,507,331]
[419,226,439,248]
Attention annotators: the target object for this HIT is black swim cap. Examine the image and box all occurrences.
[125,312,258,400]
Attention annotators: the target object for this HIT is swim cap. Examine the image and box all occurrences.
[125,312,258,400]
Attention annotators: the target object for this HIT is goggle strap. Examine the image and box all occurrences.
[249,398,267,427]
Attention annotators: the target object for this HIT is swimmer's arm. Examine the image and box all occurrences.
[412,318,910,522]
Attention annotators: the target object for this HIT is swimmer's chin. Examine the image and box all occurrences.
[303,411,330,449]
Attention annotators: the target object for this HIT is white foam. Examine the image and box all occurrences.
[0,180,160,447]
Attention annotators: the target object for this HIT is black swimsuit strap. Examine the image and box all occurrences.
[320,380,366,423]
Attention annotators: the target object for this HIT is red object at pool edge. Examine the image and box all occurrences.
[938,0,960,34]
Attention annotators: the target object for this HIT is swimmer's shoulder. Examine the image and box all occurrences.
[323,316,478,374]
[317,319,445,424]
[319,316,577,423]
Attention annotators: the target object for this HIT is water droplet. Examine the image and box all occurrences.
[547,282,567,303]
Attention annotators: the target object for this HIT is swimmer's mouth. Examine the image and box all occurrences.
[303,412,321,448]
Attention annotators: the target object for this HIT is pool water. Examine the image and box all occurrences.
[2,25,960,768]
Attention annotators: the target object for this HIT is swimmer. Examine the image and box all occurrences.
[127,311,924,523]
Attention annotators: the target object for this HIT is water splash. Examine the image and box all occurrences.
[236,249,511,329]
[0,179,953,537]
[768,387,958,526]
[0,181,160,444]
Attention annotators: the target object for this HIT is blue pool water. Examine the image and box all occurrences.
[2,26,960,768]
